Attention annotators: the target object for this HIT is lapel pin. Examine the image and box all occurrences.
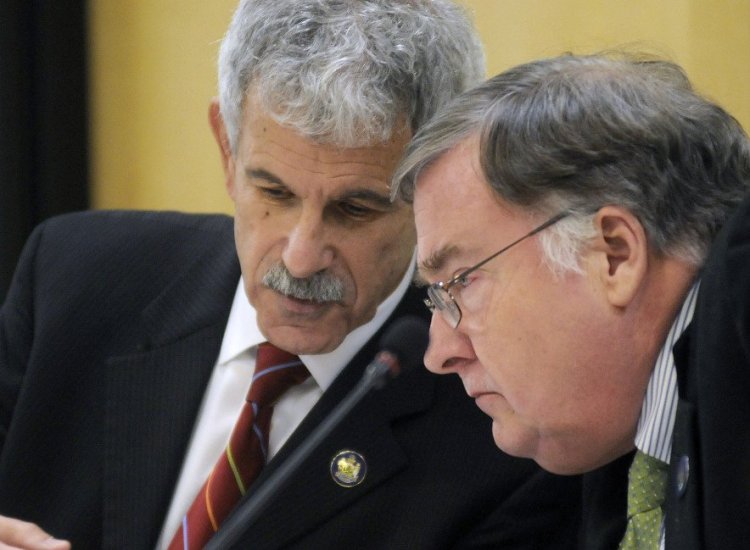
[330,450,367,488]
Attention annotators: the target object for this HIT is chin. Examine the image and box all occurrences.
[491,421,537,460]
[264,324,344,355]
[534,455,582,476]
[524,438,602,476]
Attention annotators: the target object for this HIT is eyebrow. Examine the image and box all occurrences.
[247,168,284,185]
[246,168,394,209]
[417,244,460,281]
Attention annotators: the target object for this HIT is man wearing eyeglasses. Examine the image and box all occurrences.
[393,53,750,549]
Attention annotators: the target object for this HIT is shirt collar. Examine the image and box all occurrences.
[217,282,265,365]
[217,253,416,392]
[634,281,700,463]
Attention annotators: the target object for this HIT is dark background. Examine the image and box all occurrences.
[0,0,90,302]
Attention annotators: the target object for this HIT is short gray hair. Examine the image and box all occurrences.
[394,53,750,268]
[218,0,485,151]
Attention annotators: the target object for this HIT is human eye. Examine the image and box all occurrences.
[449,269,474,290]
[331,189,394,224]
[450,269,486,313]
[257,184,294,202]
[246,169,294,203]
[336,200,377,220]
[446,269,479,306]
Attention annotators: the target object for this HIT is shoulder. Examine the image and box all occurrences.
[702,194,750,278]
[8,210,238,325]
[38,209,233,248]
[25,210,234,274]
[696,195,750,347]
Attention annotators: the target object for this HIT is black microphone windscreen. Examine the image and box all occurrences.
[378,316,429,371]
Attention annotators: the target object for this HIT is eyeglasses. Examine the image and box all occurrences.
[425,211,570,329]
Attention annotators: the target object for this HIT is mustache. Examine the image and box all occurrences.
[262,263,345,303]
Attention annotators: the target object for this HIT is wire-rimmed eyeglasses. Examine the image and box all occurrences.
[424,211,570,329]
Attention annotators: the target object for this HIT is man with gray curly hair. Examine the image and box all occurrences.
[0,1,582,549]
[394,52,750,549]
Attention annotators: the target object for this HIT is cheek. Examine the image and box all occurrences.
[466,298,561,409]
[480,288,606,416]
[233,204,282,279]
[378,238,413,277]
[350,240,405,292]
[378,222,415,276]
[233,218,257,274]
[347,219,415,302]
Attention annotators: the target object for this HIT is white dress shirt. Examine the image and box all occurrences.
[155,258,415,548]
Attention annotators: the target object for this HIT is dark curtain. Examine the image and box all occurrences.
[0,1,90,302]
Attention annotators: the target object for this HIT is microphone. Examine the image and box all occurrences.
[205,316,429,550]
[359,315,430,389]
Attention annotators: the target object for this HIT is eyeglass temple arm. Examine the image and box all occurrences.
[451,210,572,283]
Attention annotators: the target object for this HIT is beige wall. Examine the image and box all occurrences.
[89,0,750,213]
[89,1,236,213]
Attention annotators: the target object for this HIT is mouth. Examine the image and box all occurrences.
[468,390,492,399]
[472,391,496,402]
[463,382,503,412]
[276,292,337,316]
[473,393,499,417]
[463,380,497,400]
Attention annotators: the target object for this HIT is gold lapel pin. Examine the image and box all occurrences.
[330,449,367,488]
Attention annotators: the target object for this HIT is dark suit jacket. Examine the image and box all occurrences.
[581,194,750,549]
[665,193,750,550]
[0,211,582,549]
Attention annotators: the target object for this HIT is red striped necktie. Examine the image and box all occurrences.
[168,343,309,550]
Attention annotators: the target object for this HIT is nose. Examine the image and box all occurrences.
[423,311,476,375]
[282,210,335,279]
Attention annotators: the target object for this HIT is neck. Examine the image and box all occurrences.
[632,253,697,376]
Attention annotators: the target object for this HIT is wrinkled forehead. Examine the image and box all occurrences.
[239,92,413,154]
[412,143,530,282]
[413,195,477,283]
[238,106,413,196]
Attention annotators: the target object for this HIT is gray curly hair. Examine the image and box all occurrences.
[217,0,485,151]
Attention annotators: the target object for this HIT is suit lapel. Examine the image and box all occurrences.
[665,326,702,550]
[579,451,632,550]
[672,328,693,398]
[102,232,240,549]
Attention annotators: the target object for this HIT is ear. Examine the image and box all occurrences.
[208,98,236,196]
[587,206,648,308]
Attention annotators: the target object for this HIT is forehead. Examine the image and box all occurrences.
[237,106,412,193]
[413,141,519,277]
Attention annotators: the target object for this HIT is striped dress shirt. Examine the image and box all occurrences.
[633,281,700,548]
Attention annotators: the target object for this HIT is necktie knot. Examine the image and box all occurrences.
[250,342,309,407]
[626,451,668,517]
[619,450,669,549]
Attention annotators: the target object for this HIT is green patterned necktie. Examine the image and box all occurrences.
[618,450,669,549]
